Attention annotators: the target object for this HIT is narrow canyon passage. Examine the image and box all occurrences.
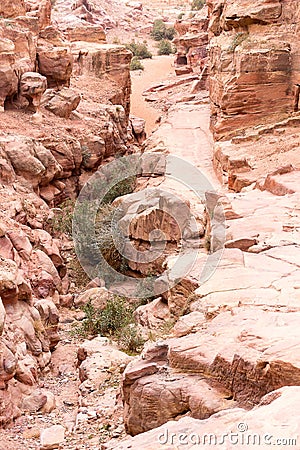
[130,55,174,135]
[1,0,300,448]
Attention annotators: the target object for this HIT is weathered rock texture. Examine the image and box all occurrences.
[208,0,300,140]
[174,8,209,74]
[105,386,300,449]
[0,0,134,428]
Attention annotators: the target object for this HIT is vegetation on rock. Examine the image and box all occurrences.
[125,41,152,59]
[158,39,176,55]
[191,0,206,10]
[72,296,145,353]
[151,19,176,41]
[130,56,144,71]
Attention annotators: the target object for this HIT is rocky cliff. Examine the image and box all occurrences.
[208,0,300,140]
[101,2,300,448]
[0,0,134,428]
[174,8,209,75]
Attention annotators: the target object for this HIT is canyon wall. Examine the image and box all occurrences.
[174,8,208,73]
[208,0,300,140]
[0,0,133,427]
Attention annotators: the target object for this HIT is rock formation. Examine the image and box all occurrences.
[174,8,209,75]
[208,0,300,140]
[1,0,300,449]
[0,0,134,429]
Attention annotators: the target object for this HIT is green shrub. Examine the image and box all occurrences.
[125,41,152,59]
[118,324,145,354]
[191,0,206,10]
[94,204,128,273]
[102,174,136,204]
[158,39,175,55]
[72,296,132,337]
[71,296,145,353]
[130,56,144,71]
[151,19,176,41]
[47,199,74,237]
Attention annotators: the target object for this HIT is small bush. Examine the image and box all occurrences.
[71,296,144,353]
[158,39,175,55]
[47,199,74,237]
[94,204,128,273]
[125,41,152,59]
[191,0,206,10]
[151,19,176,41]
[117,324,145,353]
[130,56,144,71]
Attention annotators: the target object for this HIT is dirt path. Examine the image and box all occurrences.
[130,55,175,135]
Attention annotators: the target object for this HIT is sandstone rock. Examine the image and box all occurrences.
[0,0,26,19]
[20,72,47,114]
[208,0,300,140]
[134,298,170,330]
[40,390,56,413]
[21,389,47,412]
[126,1,143,10]
[78,336,132,388]
[0,340,16,388]
[80,134,105,169]
[0,298,6,335]
[130,115,146,143]
[63,25,106,43]
[40,425,65,450]
[0,257,18,297]
[171,311,205,337]
[121,304,300,435]
[37,45,73,89]
[106,386,300,449]
[44,88,81,118]
[174,9,208,71]
[74,287,110,309]
[71,42,131,116]
[34,299,59,349]
[0,38,18,109]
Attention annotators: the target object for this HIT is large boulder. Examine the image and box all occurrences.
[44,87,81,118]
[20,72,47,114]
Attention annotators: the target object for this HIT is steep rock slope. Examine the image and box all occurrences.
[0,0,133,427]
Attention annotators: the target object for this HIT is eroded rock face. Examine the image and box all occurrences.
[208,0,300,140]
[121,306,300,436]
[71,42,132,117]
[0,0,26,19]
[20,72,47,113]
[44,88,81,118]
[106,386,300,449]
[174,8,209,74]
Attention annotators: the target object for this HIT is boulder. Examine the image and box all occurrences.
[37,46,73,88]
[40,425,65,450]
[74,287,110,309]
[20,72,47,114]
[44,88,81,118]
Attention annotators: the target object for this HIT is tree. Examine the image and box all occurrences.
[151,19,176,41]
[191,0,206,10]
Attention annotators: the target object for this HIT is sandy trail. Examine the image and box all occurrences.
[130,55,175,135]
